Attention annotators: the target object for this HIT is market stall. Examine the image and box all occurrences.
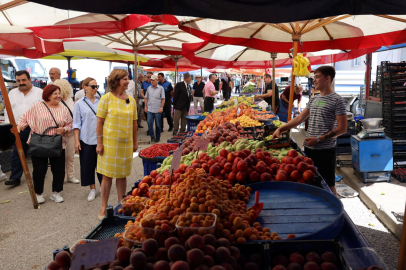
[43,97,390,270]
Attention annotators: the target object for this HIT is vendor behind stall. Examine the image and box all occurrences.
[254,74,280,113]
[272,66,347,195]
[278,85,303,122]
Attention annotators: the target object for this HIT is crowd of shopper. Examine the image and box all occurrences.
[4,66,302,219]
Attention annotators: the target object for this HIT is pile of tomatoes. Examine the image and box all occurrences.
[139,143,179,159]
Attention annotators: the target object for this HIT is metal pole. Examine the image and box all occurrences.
[0,71,38,209]
[399,202,406,270]
[271,53,277,113]
[66,56,72,70]
[288,40,299,122]
[174,58,178,84]
[133,30,138,99]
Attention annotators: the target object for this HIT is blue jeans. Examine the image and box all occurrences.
[10,127,31,180]
[147,112,162,139]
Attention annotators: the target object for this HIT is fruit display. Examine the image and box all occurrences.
[202,112,209,116]
[230,115,262,127]
[140,143,179,159]
[195,104,257,133]
[220,96,254,107]
[254,113,275,119]
[175,213,217,240]
[118,195,148,217]
[273,120,284,128]
[272,251,340,270]
[114,168,294,248]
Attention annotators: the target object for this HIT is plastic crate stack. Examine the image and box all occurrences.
[370,65,383,100]
[380,61,406,165]
[336,120,356,156]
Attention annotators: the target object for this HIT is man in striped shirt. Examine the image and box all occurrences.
[273,66,347,195]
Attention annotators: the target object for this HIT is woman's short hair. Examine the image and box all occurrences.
[108,69,128,92]
[42,84,61,101]
[53,79,72,99]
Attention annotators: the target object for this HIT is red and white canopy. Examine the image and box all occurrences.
[179,15,406,52]
[140,57,201,70]
[0,24,64,58]
[182,41,379,69]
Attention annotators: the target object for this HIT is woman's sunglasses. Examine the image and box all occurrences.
[88,85,99,89]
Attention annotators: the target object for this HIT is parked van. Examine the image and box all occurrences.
[0,56,48,90]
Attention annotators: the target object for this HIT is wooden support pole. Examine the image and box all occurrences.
[0,71,38,209]
[287,40,299,122]
[133,29,138,99]
[365,53,372,100]
[271,52,277,113]
[398,202,406,270]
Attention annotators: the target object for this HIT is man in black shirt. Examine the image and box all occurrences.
[254,73,280,113]
[192,75,205,114]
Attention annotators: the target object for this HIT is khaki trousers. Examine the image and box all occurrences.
[173,109,189,134]
[65,134,75,179]
[193,96,204,114]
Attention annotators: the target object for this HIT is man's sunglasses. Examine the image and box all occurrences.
[88,85,99,89]
[148,77,151,78]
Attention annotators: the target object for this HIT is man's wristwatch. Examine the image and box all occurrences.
[316,136,321,143]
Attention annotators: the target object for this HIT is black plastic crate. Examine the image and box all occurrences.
[392,172,406,182]
[336,158,352,168]
[268,240,348,270]
[336,137,351,145]
[384,126,406,133]
[394,160,406,168]
[382,121,406,129]
[393,144,406,151]
[336,145,351,155]
[385,131,406,139]
[383,113,406,121]
[233,243,270,270]
[85,207,130,240]
[382,92,406,102]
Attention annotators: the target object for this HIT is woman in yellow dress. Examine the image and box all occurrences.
[96,69,138,220]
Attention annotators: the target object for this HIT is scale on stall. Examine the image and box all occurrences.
[357,118,385,139]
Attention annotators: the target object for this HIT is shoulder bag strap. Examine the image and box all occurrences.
[83,99,97,115]
[41,102,59,134]
[60,100,73,118]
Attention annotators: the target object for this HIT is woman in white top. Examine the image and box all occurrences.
[53,79,80,184]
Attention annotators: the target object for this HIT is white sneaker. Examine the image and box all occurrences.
[36,194,45,204]
[87,189,97,202]
[67,177,80,184]
[50,192,64,203]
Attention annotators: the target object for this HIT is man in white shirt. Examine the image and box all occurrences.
[259,76,265,94]
[4,71,43,186]
[125,79,136,99]
[48,67,61,84]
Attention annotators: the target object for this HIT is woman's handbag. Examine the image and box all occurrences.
[29,102,63,158]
